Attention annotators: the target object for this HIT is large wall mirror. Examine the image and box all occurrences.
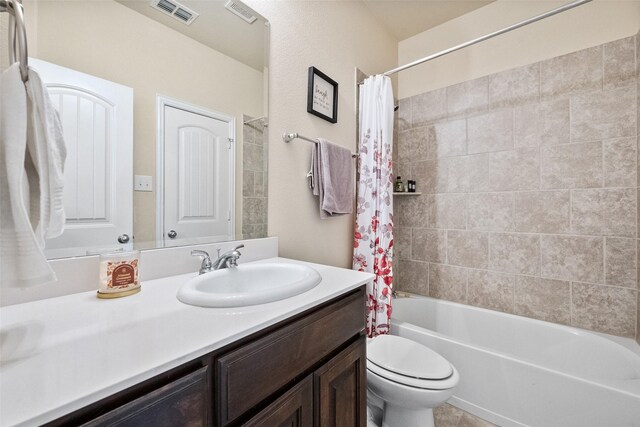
[21,0,269,259]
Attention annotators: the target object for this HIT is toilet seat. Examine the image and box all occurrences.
[367,335,457,390]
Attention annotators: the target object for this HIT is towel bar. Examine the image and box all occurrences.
[283,132,357,158]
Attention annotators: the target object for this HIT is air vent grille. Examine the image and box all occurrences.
[224,0,257,24]
[149,0,199,25]
[174,8,193,22]
[156,0,176,14]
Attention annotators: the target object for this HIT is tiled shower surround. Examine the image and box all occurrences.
[394,34,639,341]
[242,116,268,239]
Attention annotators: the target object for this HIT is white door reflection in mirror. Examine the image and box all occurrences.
[30,59,134,259]
[160,102,234,247]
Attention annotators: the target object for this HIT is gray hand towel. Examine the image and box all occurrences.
[310,138,354,218]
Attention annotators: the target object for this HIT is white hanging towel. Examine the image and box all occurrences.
[25,68,67,242]
[0,64,66,287]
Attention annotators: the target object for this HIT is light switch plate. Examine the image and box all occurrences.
[134,175,153,192]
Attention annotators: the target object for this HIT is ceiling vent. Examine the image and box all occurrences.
[224,0,257,24]
[149,0,199,25]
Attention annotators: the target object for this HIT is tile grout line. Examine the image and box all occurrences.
[569,190,573,233]
[601,139,605,188]
[538,235,542,291]
[424,262,635,290]
[464,263,469,304]
[401,224,636,240]
[602,43,605,92]
[426,260,430,297]
[603,237,607,287]
[570,281,574,326]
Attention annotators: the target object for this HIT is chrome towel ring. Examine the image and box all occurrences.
[1,0,28,82]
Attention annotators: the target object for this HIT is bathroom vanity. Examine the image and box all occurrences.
[0,257,373,426]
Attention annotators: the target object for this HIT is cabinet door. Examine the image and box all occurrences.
[243,375,313,427]
[217,289,365,425]
[83,366,210,427]
[314,337,366,427]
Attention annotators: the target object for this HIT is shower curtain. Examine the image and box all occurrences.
[353,75,394,338]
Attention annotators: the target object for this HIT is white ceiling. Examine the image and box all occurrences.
[361,0,495,41]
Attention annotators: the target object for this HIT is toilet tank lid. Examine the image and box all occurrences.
[367,334,453,380]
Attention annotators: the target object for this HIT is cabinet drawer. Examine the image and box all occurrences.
[216,288,365,425]
[83,366,210,427]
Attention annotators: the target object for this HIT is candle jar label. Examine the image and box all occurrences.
[111,263,136,288]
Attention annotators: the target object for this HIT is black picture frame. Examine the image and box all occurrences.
[307,66,338,123]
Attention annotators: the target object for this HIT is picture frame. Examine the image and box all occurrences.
[307,66,338,123]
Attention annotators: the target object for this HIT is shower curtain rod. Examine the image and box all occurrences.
[364,0,592,81]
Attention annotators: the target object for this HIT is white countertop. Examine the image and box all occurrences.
[0,257,374,426]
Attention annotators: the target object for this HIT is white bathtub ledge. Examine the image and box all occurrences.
[593,330,640,357]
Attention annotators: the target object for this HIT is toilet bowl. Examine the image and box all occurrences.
[366,334,459,427]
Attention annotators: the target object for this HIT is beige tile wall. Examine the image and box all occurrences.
[242,116,268,240]
[395,35,639,340]
[637,32,639,345]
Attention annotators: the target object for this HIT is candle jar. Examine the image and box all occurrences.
[98,250,141,298]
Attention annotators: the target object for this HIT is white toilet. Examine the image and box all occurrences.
[366,334,459,427]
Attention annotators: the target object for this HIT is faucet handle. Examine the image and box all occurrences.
[191,249,213,274]
[191,249,210,259]
[225,245,244,269]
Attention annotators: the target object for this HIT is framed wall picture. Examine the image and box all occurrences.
[307,66,338,123]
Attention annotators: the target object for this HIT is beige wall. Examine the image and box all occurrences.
[398,0,640,98]
[25,0,264,243]
[245,1,398,268]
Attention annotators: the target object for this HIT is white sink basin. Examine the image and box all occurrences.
[177,262,322,308]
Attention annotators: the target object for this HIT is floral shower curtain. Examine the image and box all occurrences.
[353,75,394,338]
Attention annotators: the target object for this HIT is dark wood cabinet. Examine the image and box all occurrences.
[84,366,210,427]
[47,286,366,427]
[237,337,367,427]
[243,376,314,427]
[216,288,364,426]
[315,339,367,427]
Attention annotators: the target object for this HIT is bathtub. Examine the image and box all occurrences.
[391,296,640,427]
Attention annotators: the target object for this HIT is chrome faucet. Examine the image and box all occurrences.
[191,250,213,275]
[212,244,244,270]
[191,244,244,275]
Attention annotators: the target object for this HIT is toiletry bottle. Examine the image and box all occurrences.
[394,176,404,192]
